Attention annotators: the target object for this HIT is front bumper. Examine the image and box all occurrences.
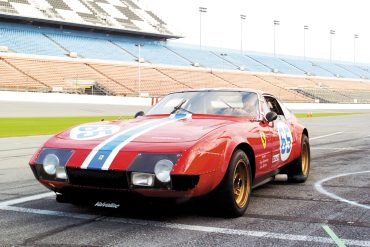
[30,164,200,197]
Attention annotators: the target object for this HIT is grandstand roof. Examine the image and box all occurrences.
[0,0,179,39]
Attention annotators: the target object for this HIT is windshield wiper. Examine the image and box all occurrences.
[170,99,193,114]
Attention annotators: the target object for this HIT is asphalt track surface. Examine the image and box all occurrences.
[0,114,370,246]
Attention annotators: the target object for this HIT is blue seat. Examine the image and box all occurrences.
[312,61,361,79]
[215,52,271,72]
[248,54,306,75]
[0,26,65,57]
[166,45,238,70]
[282,58,334,77]
[46,33,134,61]
[112,39,190,66]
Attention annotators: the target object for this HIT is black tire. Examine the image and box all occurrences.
[210,149,252,218]
[286,134,310,183]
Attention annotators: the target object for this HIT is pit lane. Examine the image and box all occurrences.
[1,114,370,246]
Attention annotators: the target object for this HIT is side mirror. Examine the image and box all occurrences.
[134,111,145,118]
[266,112,278,122]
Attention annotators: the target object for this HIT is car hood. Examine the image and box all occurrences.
[51,115,234,149]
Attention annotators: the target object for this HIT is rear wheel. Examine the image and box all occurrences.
[286,134,310,183]
[211,150,252,217]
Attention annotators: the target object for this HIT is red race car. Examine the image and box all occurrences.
[29,89,310,217]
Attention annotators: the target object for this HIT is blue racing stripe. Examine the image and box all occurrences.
[87,114,188,170]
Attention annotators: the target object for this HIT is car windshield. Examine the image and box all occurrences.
[146,91,259,117]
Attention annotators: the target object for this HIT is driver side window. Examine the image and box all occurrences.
[264,96,285,118]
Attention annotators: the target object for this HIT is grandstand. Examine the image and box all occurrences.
[0,0,370,104]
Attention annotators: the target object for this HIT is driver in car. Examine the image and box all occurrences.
[232,93,258,117]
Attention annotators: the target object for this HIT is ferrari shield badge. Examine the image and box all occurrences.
[259,130,267,149]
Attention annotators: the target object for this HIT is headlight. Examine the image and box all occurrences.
[154,159,174,183]
[43,154,59,175]
[132,172,155,187]
[56,166,67,180]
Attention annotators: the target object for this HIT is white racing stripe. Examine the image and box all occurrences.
[310,132,343,141]
[101,116,187,170]
[80,119,163,169]
[314,171,370,210]
[0,204,369,246]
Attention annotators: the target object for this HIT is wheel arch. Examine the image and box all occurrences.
[302,128,309,139]
[233,143,256,182]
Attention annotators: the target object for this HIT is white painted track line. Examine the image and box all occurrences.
[311,147,364,151]
[314,171,370,211]
[0,193,370,246]
[0,192,54,207]
[310,132,343,141]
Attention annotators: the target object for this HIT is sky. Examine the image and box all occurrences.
[140,0,370,64]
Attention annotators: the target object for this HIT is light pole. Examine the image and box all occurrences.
[304,25,309,60]
[354,34,359,64]
[240,14,246,54]
[135,43,143,96]
[330,29,335,62]
[199,7,207,49]
[273,20,280,57]
[220,53,227,70]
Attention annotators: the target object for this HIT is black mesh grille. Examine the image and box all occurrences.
[67,168,128,189]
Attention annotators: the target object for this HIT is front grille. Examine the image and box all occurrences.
[67,168,129,189]
[171,175,199,191]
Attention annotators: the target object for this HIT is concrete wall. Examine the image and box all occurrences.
[0,91,369,117]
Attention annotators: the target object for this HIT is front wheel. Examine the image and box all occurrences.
[286,134,310,183]
[211,150,252,217]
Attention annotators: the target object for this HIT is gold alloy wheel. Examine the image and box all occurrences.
[301,142,309,176]
[233,160,250,209]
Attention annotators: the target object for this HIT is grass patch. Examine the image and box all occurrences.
[0,116,131,138]
[295,112,368,118]
[0,112,368,137]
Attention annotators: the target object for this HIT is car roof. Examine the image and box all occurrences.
[169,88,275,97]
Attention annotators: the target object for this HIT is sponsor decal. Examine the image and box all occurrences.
[94,202,120,209]
[70,125,120,140]
[272,154,280,163]
[259,154,269,169]
[81,114,191,170]
[277,122,293,161]
[259,130,267,149]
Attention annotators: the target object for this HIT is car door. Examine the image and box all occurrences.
[263,95,295,169]
[254,97,275,175]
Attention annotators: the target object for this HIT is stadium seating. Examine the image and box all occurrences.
[282,58,334,77]
[89,62,189,96]
[311,61,360,79]
[211,71,310,102]
[247,54,306,75]
[0,25,66,57]
[309,78,370,90]
[212,52,271,73]
[296,88,354,103]
[112,39,190,66]
[333,89,370,103]
[2,52,370,103]
[166,45,238,70]
[1,22,370,83]
[335,63,370,79]
[46,33,134,61]
[1,56,134,94]
[0,59,47,92]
